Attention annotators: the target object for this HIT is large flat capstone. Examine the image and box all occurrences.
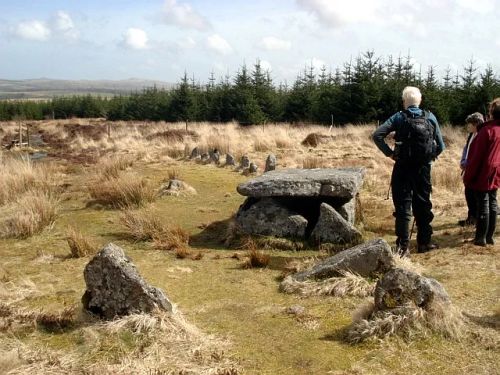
[237,168,365,200]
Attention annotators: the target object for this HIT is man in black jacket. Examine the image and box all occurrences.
[373,86,445,256]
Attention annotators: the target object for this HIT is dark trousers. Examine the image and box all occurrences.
[465,187,477,219]
[475,190,497,239]
[391,162,434,248]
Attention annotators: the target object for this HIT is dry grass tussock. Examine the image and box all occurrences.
[346,300,465,344]
[1,309,239,375]
[120,209,190,251]
[66,226,98,258]
[1,191,59,238]
[88,172,156,209]
[0,302,77,333]
[94,154,134,180]
[279,271,375,298]
[0,157,59,205]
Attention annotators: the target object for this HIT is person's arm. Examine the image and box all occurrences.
[429,113,445,156]
[463,129,488,187]
[372,113,399,157]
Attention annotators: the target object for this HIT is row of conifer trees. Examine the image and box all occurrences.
[1,52,499,125]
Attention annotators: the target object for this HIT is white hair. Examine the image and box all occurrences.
[402,86,422,108]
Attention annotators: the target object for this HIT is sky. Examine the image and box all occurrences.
[0,0,499,84]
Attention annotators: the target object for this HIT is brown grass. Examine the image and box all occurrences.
[66,226,98,258]
[167,168,182,180]
[88,173,156,208]
[152,226,190,252]
[279,272,375,297]
[95,155,134,180]
[120,209,166,241]
[346,300,465,344]
[302,156,328,169]
[241,239,270,269]
[1,192,59,238]
[0,157,60,205]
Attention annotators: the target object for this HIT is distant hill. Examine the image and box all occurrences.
[0,78,175,99]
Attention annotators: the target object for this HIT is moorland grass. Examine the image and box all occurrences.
[0,121,498,375]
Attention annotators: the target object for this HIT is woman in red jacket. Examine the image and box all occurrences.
[463,98,500,246]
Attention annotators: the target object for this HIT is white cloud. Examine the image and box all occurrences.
[456,0,495,14]
[15,20,51,41]
[259,36,291,51]
[162,0,211,30]
[176,36,196,49]
[206,34,232,55]
[296,0,380,28]
[123,28,149,50]
[54,11,78,40]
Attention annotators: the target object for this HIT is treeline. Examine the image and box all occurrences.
[1,52,499,125]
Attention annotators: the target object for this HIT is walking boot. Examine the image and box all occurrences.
[417,243,439,253]
[486,212,496,245]
[474,215,488,247]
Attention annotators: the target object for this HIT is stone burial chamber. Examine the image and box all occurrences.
[235,168,365,244]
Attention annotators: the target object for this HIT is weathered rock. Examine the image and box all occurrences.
[225,153,236,166]
[82,243,173,319]
[285,305,306,315]
[189,147,200,159]
[336,197,356,224]
[237,168,365,200]
[374,268,451,312]
[236,198,308,238]
[249,162,258,173]
[240,155,250,169]
[310,203,361,244]
[159,179,197,196]
[265,154,276,172]
[291,238,394,282]
[200,153,209,162]
[209,149,220,164]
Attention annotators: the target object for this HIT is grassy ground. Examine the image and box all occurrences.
[0,120,498,374]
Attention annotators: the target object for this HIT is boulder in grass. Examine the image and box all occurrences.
[249,162,258,174]
[265,154,276,172]
[291,238,395,282]
[310,203,361,244]
[225,154,236,166]
[189,147,200,159]
[240,155,250,169]
[374,268,451,312]
[82,243,173,319]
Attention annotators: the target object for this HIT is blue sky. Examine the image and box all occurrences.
[1,0,499,83]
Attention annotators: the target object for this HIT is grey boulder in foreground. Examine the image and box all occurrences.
[374,268,451,311]
[82,243,173,319]
[291,238,395,282]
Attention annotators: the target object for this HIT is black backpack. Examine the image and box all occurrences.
[395,110,436,163]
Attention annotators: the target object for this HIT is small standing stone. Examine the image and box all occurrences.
[249,162,258,173]
[210,149,220,164]
[265,154,276,172]
[240,155,250,169]
[190,147,200,159]
[226,154,236,166]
